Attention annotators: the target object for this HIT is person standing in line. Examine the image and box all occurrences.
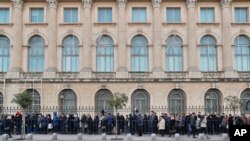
[190,112,197,138]
[200,115,210,139]
[158,116,165,137]
[136,113,143,136]
[3,115,12,138]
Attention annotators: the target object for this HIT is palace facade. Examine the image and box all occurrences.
[0,0,250,114]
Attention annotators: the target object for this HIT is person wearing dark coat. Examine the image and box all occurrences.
[136,114,143,136]
[73,114,80,134]
[143,114,148,134]
[87,114,93,134]
[93,115,99,134]
[3,115,12,138]
[190,113,197,138]
[129,114,135,135]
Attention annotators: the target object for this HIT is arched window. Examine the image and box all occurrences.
[62,35,79,72]
[166,35,183,72]
[26,89,40,113]
[59,89,77,114]
[96,89,113,114]
[28,35,45,72]
[0,92,3,113]
[0,35,10,72]
[241,89,250,114]
[205,90,221,114]
[234,35,250,71]
[200,35,217,72]
[168,90,185,114]
[131,35,148,72]
[131,89,150,114]
[96,35,114,72]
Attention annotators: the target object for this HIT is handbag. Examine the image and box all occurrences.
[4,127,9,130]
[48,123,53,129]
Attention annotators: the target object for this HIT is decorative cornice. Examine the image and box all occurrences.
[11,0,23,9]
[46,0,57,8]
[117,0,127,8]
[82,0,92,8]
[220,0,233,8]
[152,0,162,8]
[186,0,197,8]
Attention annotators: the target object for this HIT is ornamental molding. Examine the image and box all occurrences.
[46,0,57,8]
[152,0,162,8]
[117,0,127,7]
[186,0,197,8]
[220,0,233,8]
[11,0,23,9]
[82,0,92,8]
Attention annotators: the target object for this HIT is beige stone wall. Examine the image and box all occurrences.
[1,81,250,107]
[0,0,250,108]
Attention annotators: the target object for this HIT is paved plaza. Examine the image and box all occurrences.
[3,134,229,141]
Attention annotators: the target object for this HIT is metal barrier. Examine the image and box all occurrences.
[0,106,249,136]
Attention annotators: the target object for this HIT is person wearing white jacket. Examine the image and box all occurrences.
[200,115,209,139]
[158,116,165,137]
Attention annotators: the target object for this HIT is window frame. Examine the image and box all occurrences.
[0,35,10,72]
[30,8,44,23]
[97,7,113,23]
[28,35,45,73]
[0,7,10,23]
[200,7,215,23]
[63,7,79,23]
[200,35,218,72]
[62,35,80,72]
[165,35,183,72]
[131,35,149,72]
[131,7,147,23]
[234,7,249,23]
[166,7,181,23]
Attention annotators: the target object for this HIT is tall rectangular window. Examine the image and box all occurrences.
[200,8,215,23]
[235,8,248,23]
[64,8,78,23]
[98,8,112,23]
[30,8,44,23]
[0,8,10,23]
[166,8,181,23]
[132,7,147,23]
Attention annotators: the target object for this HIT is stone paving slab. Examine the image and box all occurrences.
[5,134,230,141]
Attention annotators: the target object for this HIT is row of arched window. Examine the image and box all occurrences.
[1,34,250,72]
[0,88,249,114]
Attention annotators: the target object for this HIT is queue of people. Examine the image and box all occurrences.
[0,110,250,139]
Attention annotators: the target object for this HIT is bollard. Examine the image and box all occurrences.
[51,133,57,140]
[222,133,229,140]
[101,133,106,140]
[1,134,8,141]
[127,134,132,141]
[198,133,205,140]
[26,133,33,140]
[151,133,156,141]
[77,133,82,140]
[174,133,180,141]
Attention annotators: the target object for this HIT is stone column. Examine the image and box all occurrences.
[221,0,236,77]
[44,0,57,78]
[80,0,92,78]
[7,0,23,78]
[152,0,163,78]
[186,0,200,78]
[116,0,128,78]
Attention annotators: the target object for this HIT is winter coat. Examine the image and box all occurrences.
[158,118,165,130]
